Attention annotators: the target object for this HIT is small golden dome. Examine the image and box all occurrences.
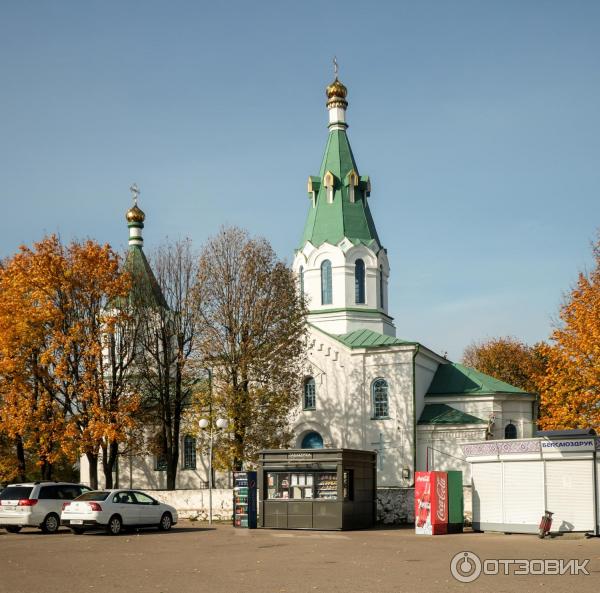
[126,204,145,223]
[326,77,348,99]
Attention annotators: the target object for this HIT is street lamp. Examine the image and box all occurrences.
[199,416,228,525]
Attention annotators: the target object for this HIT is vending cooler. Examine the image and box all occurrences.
[233,471,257,528]
[414,471,448,535]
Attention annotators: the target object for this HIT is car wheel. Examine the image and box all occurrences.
[70,527,85,535]
[5,526,22,533]
[106,515,122,536]
[41,513,60,534]
[158,512,172,532]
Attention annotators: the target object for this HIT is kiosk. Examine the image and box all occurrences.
[258,449,376,530]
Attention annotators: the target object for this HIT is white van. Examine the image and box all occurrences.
[0,482,91,533]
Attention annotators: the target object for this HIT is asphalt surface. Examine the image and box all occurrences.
[1,522,599,593]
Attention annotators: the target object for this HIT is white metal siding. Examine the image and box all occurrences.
[546,460,595,532]
[502,461,544,525]
[472,463,502,524]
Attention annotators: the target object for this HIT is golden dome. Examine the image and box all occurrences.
[326,77,348,100]
[126,204,145,223]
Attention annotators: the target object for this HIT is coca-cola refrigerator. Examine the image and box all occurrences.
[414,471,448,535]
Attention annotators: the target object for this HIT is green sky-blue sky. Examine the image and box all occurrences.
[1,0,599,359]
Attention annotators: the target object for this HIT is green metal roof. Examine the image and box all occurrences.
[331,328,412,349]
[427,362,528,397]
[299,129,381,249]
[418,403,486,425]
[124,245,168,309]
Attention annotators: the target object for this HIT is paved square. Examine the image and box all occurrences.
[1,523,598,593]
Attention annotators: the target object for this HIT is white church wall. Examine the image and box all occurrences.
[80,448,230,490]
[414,352,440,421]
[497,398,537,439]
[363,347,414,487]
[416,425,488,484]
[295,326,417,488]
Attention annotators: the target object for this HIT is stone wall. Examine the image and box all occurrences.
[377,487,415,524]
[148,489,233,521]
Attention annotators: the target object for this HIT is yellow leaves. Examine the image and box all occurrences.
[538,235,600,431]
[0,235,139,475]
[462,337,546,394]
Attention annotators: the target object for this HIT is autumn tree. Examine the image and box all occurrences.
[0,236,139,487]
[538,236,600,431]
[462,336,546,394]
[134,239,200,490]
[0,239,70,480]
[195,226,308,471]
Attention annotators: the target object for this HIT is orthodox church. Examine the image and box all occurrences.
[83,74,536,496]
[289,75,536,488]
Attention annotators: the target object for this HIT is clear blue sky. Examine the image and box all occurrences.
[1,1,599,360]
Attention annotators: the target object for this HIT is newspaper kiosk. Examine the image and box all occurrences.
[258,449,376,530]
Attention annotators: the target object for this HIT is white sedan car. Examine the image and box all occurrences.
[61,489,178,535]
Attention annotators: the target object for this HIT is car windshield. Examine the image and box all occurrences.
[74,491,110,501]
[0,486,33,500]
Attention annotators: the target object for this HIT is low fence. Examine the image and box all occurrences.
[148,488,233,521]
[148,485,473,525]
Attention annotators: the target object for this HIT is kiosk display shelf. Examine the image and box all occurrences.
[233,471,257,528]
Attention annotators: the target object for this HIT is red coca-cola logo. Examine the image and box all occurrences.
[436,475,447,521]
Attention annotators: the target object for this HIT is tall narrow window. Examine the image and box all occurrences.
[372,378,389,419]
[303,377,316,410]
[299,266,305,301]
[154,434,168,471]
[379,265,384,309]
[504,423,517,439]
[183,435,196,469]
[321,260,332,305]
[355,259,365,304]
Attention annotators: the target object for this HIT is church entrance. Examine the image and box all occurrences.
[301,431,323,449]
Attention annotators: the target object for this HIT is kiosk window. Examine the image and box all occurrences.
[267,471,339,500]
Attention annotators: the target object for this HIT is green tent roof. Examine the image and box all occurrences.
[331,328,412,349]
[299,129,381,249]
[418,403,486,425]
[124,245,168,309]
[427,362,528,397]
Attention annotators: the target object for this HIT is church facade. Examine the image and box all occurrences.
[82,74,536,501]
[290,76,536,487]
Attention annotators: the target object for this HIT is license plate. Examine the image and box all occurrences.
[1,505,15,511]
[70,520,83,525]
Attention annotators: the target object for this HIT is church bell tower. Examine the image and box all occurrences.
[294,70,395,337]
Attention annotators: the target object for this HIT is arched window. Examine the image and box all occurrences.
[372,379,389,419]
[355,259,365,304]
[505,423,517,439]
[183,435,196,469]
[301,431,323,449]
[303,376,316,410]
[321,260,332,305]
[379,265,384,309]
[299,266,304,301]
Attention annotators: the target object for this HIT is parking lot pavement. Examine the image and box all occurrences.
[1,522,599,593]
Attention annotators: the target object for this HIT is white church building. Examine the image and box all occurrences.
[83,75,536,515]
[289,76,536,489]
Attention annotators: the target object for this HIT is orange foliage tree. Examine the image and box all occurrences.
[462,336,546,394]
[538,236,600,431]
[0,236,140,487]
